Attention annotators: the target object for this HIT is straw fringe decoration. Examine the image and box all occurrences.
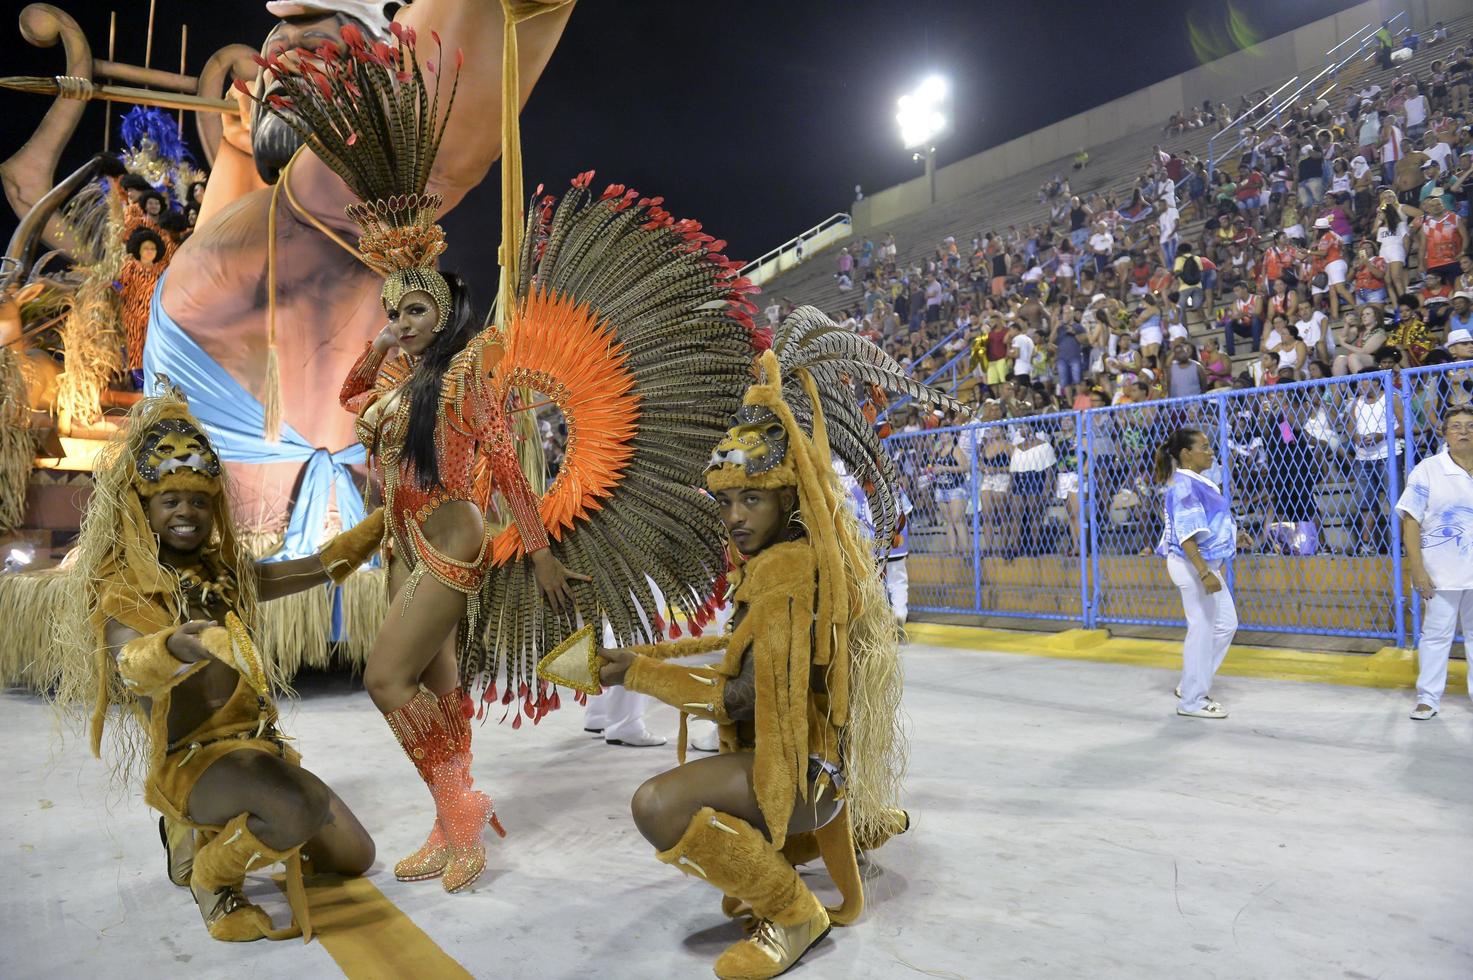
[0,347,35,534]
[54,193,126,430]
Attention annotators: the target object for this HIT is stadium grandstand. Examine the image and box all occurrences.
[752,6,1473,647]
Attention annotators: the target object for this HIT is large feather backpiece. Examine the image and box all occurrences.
[467,173,769,720]
[768,306,965,557]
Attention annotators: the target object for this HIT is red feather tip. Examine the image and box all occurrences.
[752,326,774,351]
[600,183,626,201]
[389,21,405,40]
[512,713,523,730]
[689,622,704,637]
[572,170,595,189]
[232,79,251,96]
[346,131,358,146]
[425,59,436,73]
[518,681,530,698]
[482,683,497,702]
[431,29,442,46]
[669,621,682,638]
[340,23,364,47]
[455,48,465,70]
[250,53,269,68]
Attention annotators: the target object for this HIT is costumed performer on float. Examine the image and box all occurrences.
[250,7,767,894]
[49,388,384,942]
[594,309,958,980]
[147,0,572,534]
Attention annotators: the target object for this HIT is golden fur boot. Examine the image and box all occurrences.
[160,815,195,887]
[659,808,830,980]
[190,813,309,942]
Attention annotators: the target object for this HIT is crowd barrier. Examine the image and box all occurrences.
[886,361,1472,646]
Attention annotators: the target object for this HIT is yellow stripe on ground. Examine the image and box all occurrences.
[278,875,471,980]
[905,623,1469,694]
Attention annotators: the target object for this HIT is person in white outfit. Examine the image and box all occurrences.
[1395,406,1473,720]
[585,622,666,747]
[1155,426,1239,718]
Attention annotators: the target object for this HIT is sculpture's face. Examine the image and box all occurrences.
[251,14,361,183]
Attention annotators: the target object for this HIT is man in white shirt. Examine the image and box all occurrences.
[1294,299,1329,360]
[1088,222,1114,274]
[1422,131,1454,174]
[1159,204,1180,267]
[1009,324,1036,381]
[764,301,782,329]
[1403,82,1429,138]
[1396,406,1473,719]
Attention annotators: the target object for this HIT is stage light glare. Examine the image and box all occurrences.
[896,74,950,149]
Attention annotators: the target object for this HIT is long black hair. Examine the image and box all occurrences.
[1153,426,1204,484]
[402,271,480,490]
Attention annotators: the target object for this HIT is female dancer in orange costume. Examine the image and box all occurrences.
[339,270,583,892]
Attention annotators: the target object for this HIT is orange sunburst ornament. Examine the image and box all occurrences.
[489,284,641,565]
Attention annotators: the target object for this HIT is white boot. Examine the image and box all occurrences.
[687,718,720,753]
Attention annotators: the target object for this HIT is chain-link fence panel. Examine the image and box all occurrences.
[1086,394,1220,628]
[883,366,1471,644]
[886,425,978,615]
[1221,373,1401,640]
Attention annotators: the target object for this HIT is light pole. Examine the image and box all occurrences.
[896,75,949,205]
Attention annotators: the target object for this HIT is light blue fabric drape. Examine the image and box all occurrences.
[142,272,367,560]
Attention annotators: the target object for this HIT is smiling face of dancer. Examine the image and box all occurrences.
[146,489,216,565]
[377,289,442,358]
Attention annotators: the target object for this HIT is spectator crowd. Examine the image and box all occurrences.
[808,23,1473,562]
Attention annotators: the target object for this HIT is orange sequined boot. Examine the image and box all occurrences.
[389,689,458,882]
[384,689,503,892]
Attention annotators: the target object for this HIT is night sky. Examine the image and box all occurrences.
[2,0,1363,292]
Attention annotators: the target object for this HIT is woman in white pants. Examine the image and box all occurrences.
[1395,407,1473,720]
[1155,427,1239,719]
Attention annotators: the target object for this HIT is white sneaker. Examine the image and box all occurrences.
[1174,686,1181,698]
[1177,702,1228,719]
[1409,704,1439,721]
[604,725,667,747]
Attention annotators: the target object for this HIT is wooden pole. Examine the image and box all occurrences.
[103,11,116,151]
[143,0,157,71]
[177,24,188,137]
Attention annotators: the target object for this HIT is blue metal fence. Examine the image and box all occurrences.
[885,362,1469,645]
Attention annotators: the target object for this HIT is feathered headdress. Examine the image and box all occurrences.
[708,307,965,555]
[241,19,462,330]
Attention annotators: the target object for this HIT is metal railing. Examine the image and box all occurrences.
[887,362,1470,645]
[739,212,852,287]
[1205,76,1298,178]
[1205,12,1407,178]
[879,343,971,422]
